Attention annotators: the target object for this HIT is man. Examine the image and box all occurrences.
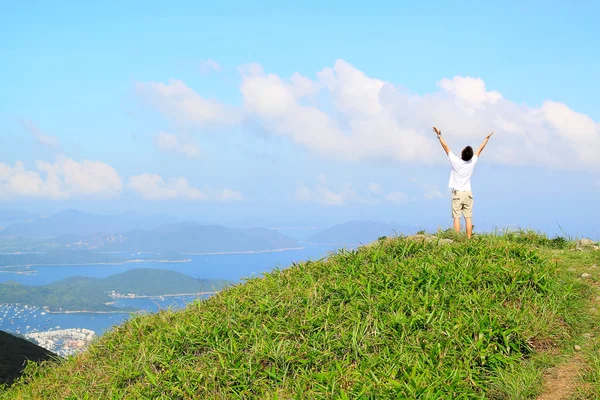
[433,126,493,239]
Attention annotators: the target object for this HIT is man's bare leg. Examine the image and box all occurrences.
[453,218,460,234]
[465,218,473,239]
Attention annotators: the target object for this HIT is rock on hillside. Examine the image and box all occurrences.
[0,331,56,386]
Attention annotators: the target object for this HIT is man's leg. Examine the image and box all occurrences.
[465,217,472,239]
[463,191,474,239]
[451,191,461,233]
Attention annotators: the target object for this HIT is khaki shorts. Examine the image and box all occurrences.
[451,190,473,219]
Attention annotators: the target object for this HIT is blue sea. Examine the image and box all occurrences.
[0,245,345,336]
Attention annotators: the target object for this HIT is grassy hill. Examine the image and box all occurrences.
[2,232,600,398]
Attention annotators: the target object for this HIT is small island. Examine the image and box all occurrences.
[0,269,232,312]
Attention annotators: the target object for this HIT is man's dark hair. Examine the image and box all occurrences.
[461,146,474,161]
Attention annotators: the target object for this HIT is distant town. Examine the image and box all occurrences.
[25,328,96,357]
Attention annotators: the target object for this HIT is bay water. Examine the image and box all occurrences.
[0,245,344,336]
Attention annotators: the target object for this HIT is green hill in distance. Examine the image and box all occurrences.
[0,269,232,312]
[3,232,600,398]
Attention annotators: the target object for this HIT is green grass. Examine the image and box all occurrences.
[2,231,598,399]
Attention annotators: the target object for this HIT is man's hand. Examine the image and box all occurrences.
[476,132,494,157]
[433,127,450,155]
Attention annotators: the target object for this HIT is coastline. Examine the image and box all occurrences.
[110,291,217,299]
[0,270,35,274]
[46,309,138,315]
[182,247,305,255]
[0,246,309,269]
[0,258,192,270]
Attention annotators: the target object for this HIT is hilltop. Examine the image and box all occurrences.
[2,232,600,398]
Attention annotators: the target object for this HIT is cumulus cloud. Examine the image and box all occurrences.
[408,177,445,200]
[297,176,407,206]
[199,59,221,73]
[296,181,348,205]
[368,182,383,194]
[136,79,240,126]
[154,132,200,158]
[140,59,600,169]
[17,119,60,149]
[425,189,444,200]
[0,157,122,199]
[386,191,409,204]
[128,174,242,201]
[216,188,244,202]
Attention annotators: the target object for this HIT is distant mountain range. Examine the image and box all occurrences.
[57,222,300,253]
[0,209,178,237]
[0,210,37,229]
[0,209,423,252]
[306,221,421,245]
[0,330,56,386]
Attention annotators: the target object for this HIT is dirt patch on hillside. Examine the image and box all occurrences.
[537,355,584,400]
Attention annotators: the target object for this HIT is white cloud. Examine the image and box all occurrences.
[437,76,502,106]
[216,188,244,202]
[409,177,445,200]
[296,178,352,206]
[386,191,409,204]
[199,59,221,73]
[368,182,383,194]
[0,157,122,199]
[154,132,200,159]
[296,184,313,203]
[425,189,444,200]
[297,176,407,206]
[136,79,240,126]
[128,174,242,201]
[17,119,60,149]
[140,59,600,169]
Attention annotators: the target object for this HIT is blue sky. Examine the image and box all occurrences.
[1,1,599,237]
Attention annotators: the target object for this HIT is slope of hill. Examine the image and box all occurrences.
[0,209,177,237]
[0,269,231,312]
[3,232,599,398]
[307,220,420,245]
[0,331,56,387]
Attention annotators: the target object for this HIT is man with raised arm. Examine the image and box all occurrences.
[433,126,493,239]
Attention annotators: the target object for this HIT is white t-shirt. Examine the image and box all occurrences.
[448,151,478,192]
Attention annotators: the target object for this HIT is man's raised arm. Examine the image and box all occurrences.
[433,126,451,155]
[475,132,494,157]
